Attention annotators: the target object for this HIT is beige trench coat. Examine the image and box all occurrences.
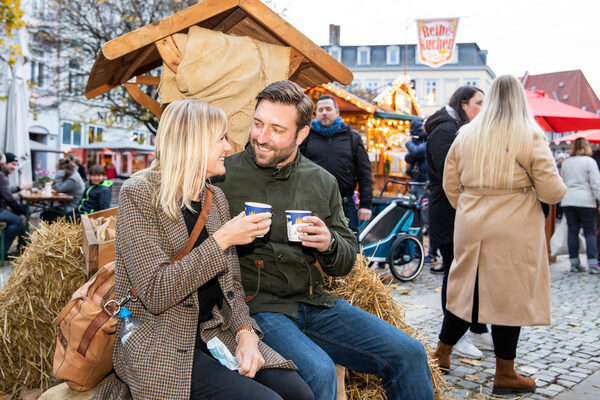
[443,134,566,327]
[93,170,294,400]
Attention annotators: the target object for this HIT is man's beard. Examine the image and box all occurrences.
[251,138,297,169]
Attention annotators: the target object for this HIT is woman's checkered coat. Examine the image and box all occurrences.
[93,170,294,400]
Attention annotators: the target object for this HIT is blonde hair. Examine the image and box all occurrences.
[569,137,593,157]
[148,99,227,220]
[458,75,545,189]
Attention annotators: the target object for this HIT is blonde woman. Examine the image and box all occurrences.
[95,99,313,400]
[430,75,566,395]
[560,137,600,273]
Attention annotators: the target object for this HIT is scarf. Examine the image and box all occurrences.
[311,117,344,137]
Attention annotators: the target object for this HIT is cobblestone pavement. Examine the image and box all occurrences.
[386,254,600,399]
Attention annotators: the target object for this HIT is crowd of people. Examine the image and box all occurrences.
[3,73,599,399]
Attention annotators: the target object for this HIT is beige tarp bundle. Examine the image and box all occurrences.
[160,26,291,150]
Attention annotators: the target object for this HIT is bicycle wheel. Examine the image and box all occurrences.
[387,235,424,282]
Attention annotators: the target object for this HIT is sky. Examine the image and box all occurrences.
[268,0,600,95]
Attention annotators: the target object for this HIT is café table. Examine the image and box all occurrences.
[19,190,74,222]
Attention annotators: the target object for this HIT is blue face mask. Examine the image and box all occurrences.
[206,337,239,370]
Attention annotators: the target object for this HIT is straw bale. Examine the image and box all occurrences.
[0,220,86,397]
[322,254,447,400]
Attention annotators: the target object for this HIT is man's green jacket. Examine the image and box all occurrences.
[215,147,357,317]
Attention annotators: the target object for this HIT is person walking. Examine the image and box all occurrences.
[560,137,600,273]
[430,75,566,395]
[300,95,373,235]
[425,85,492,358]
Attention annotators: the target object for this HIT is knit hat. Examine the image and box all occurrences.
[5,152,18,164]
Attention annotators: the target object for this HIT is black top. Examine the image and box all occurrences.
[182,200,223,350]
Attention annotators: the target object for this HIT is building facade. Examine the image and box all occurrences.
[323,38,495,116]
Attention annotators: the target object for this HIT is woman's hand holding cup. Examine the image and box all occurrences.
[213,211,272,251]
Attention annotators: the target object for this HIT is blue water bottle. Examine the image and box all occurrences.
[119,307,142,345]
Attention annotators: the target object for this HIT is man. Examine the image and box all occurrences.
[0,152,27,258]
[216,81,433,400]
[299,95,372,234]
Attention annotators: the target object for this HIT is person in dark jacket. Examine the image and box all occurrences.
[217,81,434,400]
[0,153,27,258]
[300,95,373,233]
[75,164,113,218]
[425,85,492,358]
[405,119,428,183]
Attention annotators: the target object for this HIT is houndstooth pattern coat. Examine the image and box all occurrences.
[93,170,294,400]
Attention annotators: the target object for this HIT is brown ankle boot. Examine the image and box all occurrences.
[429,341,453,373]
[492,357,536,395]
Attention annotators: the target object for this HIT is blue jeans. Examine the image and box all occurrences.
[253,299,434,400]
[563,206,598,265]
[0,209,26,257]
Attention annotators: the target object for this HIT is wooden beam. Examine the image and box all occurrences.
[102,0,239,60]
[135,76,160,86]
[288,48,305,78]
[155,35,182,73]
[214,8,247,33]
[239,0,353,85]
[116,45,155,85]
[124,83,163,119]
[85,83,118,100]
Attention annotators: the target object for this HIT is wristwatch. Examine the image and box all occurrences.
[326,235,336,252]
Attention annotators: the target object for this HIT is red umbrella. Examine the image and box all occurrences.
[526,90,600,132]
[551,129,600,144]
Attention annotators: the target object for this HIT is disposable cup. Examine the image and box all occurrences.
[245,202,272,238]
[285,210,312,242]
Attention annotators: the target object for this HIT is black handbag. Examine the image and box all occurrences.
[516,160,550,218]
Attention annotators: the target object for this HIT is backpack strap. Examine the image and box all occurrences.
[170,185,213,263]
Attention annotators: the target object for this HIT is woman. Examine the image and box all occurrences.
[40,158,85,221]
[430,75,566,395]
[424,85,491,358]
[94,99,313,400]
[560,137,600,273]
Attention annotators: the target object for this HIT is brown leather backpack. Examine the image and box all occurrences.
[52,261,120,391]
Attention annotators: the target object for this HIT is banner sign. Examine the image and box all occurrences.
[416,18,459,68]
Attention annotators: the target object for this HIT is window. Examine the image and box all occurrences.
[357,47,370,66]
[133,132,149,145]
[386,46,400,65]
[464,78,480,88]
[31,0,45,16]
[328,46,341,62]
[62,122,82,145]
[88,126,103,143]
[366,79,379,95]
[424,80,439,105]
[29,50,47,88]
[68,59,85,95]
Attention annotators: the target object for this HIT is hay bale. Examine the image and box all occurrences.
[323,254,447,400]
[0,220,86,396]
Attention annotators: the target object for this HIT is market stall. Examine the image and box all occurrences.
[305,84,422,195]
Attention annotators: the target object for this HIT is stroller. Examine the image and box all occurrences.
[358,180,427,281]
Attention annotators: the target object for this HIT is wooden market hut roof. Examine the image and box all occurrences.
[84,0,353,105]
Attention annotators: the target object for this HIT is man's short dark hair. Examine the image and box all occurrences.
[316,95,338,110]
[89,164,106,176]
[256,80,314,133]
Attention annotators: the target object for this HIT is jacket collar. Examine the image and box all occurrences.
[243,144,301,180]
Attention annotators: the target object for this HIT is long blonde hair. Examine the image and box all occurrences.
[148,99,227,220]
[458,75,545,189]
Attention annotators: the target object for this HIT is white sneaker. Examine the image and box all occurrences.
[453,335,483,359]
[468,331,495,351]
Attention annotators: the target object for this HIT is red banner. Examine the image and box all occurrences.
[416,18,459,68]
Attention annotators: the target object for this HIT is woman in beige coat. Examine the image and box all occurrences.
[94,100,313,400]
[430,75,566,395]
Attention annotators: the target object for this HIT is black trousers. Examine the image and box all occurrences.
[438,243,487,334]
[190,348,314,400]
[438,274,521,360]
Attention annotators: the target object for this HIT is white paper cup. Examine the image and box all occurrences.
[285,210,312,242]
[245,202,272,238]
